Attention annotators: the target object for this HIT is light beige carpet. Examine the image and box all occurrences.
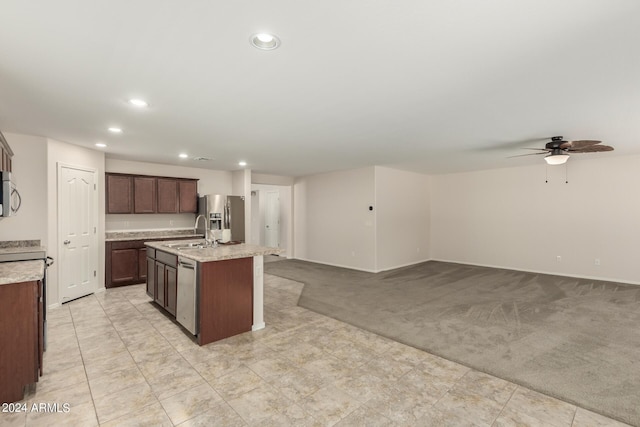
[264,259,640,426]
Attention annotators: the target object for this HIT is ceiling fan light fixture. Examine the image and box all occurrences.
[544,154,570,165]
[251,33,280,50]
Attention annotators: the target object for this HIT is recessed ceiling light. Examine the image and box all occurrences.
[108,127,122,133]
[128,98,148,108]
[250,33,280,50]
[238,161,247,166]
[95,143,107,148]
[179,153,189,159]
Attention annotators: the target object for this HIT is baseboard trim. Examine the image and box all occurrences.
[374,258,433,273]
[289,256,639,286]
[431,257,640,286]
[48,302,60,310]
[293,257,377,273]
[252,322,266,331]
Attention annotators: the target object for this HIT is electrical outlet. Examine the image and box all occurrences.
[595,258,600,266]
[417,247,420,253]
[556,256,562,262]
[124,221,129,227]
[170,220,174,226]
[351,251,356,257]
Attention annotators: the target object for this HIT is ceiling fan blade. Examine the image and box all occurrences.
[568,145,614,153]
[507,152,550,158]
[522,148,551,151]
[559,140,601,149]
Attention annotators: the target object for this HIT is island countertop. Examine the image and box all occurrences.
[0,260,45,286]
[145,240,283,262]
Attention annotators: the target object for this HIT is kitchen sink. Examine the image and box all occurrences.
[164,240,209,249]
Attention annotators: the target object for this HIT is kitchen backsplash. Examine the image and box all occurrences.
[105,213,196,232]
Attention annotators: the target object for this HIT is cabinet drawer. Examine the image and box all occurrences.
[155,250,177,267]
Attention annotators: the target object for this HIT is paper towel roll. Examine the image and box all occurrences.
[221,229,231,243]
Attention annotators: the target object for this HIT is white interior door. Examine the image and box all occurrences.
[59,164,98,302]
[264,191,280,248]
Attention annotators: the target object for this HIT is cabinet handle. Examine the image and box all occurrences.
[63,240,71,245]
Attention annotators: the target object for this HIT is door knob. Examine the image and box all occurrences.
[63,240,70,245]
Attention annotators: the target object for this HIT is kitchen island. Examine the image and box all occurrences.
[145,240,282,345]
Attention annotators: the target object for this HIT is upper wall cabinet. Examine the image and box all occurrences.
[0,130,13,173]
[157,178,179,213]
[106,174,133,213]
[178,180,198,213]
[106,173,198,214]
[134,176,157,213]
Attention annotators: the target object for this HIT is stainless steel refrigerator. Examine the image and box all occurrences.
[197,194,245,242]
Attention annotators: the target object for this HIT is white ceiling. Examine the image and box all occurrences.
[1,0,639,176]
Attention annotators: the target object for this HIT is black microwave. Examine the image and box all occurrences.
[1,171,21,217]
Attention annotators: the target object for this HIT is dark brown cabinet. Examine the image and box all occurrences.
[147,249,178,315]
[133,176,157,213]
[106,173,198,215]
[166,265,177,315]
[179,180,198,213]
[157,178,179,213]
[0,130,13,173]
[146,252,155,297]
[106,238,192,288]
[106,174,133,213]
[138,248,147,280]
[110,248,138,284]
[155,261,166,306]
[0,279,44,403]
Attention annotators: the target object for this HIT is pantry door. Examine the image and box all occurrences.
[58,164,99,303]
[264,191,280,248]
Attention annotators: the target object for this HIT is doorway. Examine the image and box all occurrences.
[251,184,292,258]
[58,164,99,303]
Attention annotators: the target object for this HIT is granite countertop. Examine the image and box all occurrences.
[0,246,47,256]
[0,260,45,286]
[106,230,203,242]
[145,239,284,262]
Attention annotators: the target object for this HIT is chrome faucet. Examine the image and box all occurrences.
[194,214,210,245]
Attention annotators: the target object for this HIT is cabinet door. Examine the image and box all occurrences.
[157,178,179,213]
[146,257,155,298]
[165,265,177,316]
[155,261,166,306]
[106,174,133,213]
[179,180,198,213]
[134,176,156,213]
[37,280,44,377]
[138,248,147,280]
[111,248,138,284]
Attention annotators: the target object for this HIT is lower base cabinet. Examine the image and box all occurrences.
[0,280,44,404]
[106,236,196,288]
[147,249,177,315]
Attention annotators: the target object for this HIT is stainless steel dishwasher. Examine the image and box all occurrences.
[177,257,198,335]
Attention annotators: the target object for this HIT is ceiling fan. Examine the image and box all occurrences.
[510,136,614,165]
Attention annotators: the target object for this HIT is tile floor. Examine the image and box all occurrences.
[0,274,631,426]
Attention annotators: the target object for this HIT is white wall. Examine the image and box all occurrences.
[231,169,252,243]
[251,184,293,257]
[431,155,640,284]
[294,167,376,271]
[105,159,233,231]
[252,173,295,186]
[47,138,105,305]
[0,133,48,242]
[375,166,431,271]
